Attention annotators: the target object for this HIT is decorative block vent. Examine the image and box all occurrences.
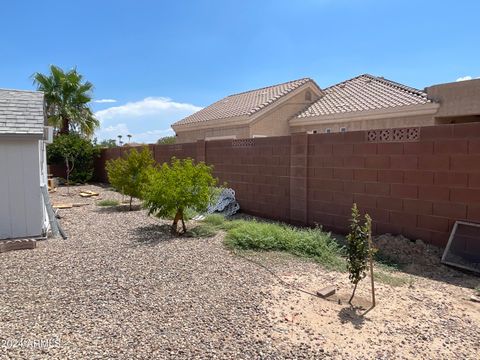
[168,144,183,152]
[232,139,255,147]
[442,221,480,274]
[367,127,420,143]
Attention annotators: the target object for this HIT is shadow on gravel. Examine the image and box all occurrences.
[130,224,176,246]
[95,204,143,213]
[338,306,366,329]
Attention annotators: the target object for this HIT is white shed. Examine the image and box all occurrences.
[0,88,50,239]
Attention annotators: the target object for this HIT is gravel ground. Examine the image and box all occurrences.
[0,185,325,359]
[1,184,479,359]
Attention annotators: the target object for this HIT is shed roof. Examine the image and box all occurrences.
[297,74,432,118]
[0,89,45,135]
[173,78,314,126]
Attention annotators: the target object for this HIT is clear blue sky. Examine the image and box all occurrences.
[1,0,479,143]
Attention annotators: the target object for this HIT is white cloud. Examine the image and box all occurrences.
[456,76,472,82]
[95,97,201,122]
[94,98,117,103]
[94,97,201,144]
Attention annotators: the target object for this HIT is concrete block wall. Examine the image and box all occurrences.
[94,122,480,248]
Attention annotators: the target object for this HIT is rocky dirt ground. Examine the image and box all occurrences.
[1,184,479,359]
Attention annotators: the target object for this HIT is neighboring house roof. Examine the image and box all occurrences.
[297,74,432,118]
[173,78,314,126]
[0,88,45,135]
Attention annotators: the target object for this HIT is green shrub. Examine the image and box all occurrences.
[156,135,176,145]
[346,203,374,304]
[143,158,217,234]
[106,147,155,210]
[225,221,344,270]
[47,133,99,183]
[187,223,218,238]
[97,199,120,207]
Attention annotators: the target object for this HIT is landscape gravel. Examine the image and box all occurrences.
[1,184,479,359]
[0,185,326,359]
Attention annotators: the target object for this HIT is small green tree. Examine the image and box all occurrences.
[106,147,155,210]
[346,203,374,305]
[47,134,99,187]
[143,157,217,235]
[156,135,176,145]
[96,138,117,148]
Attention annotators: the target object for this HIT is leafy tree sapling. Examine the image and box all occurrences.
[47,133,99,187]
[346,203,375,305]
[143,157,217,235]
[106,147,155,210]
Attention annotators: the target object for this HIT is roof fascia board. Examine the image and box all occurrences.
[172,115,250,132]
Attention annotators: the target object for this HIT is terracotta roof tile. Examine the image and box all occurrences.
[173,78,312,126]
[297,74,431,118]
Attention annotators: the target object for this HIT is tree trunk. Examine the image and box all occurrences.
[349,282,358,305]
[65,159,70,195]
[59,118,70,135]
[181,217,186,233]
[129,196,133,211]
[171,210,183,235]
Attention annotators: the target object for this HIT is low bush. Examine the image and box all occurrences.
[187,223,218,238]
[47,133,99,183]
[97,199,120,207]
[106,147,155,210]
[224,221,344,270]
[143,158,217,235]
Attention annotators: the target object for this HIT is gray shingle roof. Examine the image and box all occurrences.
[173,78,313,126]
[0,89,45,135]
[297,74,431,118]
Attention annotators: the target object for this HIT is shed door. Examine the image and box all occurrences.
[0,138,43,239]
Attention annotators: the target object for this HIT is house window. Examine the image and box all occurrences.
[325,128,331,133]
[305,91,312,101]
[340,127,347,132]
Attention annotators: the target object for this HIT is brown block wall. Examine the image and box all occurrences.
[205,137,291,221]
[94,122,480,248]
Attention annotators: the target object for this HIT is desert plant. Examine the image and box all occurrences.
[97,199,120,207]
[225,221,344,270]
[47,133,99,187]
[143,158,217,235]
[346,203,375,305]
[106,147,155,210]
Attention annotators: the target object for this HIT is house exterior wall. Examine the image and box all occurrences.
[175,124,250,143]
[250,89,317,137]
[173,86,320,142]
[0,137,44,239]
[427,79,480,118]
[290,113,436,134]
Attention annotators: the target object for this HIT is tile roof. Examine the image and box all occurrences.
[0,89,45,135]
[173,78,313,126]
[297,74,432,118]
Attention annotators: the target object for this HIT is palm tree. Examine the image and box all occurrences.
[33,65,99,136]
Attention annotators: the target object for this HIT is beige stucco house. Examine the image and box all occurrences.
[172,74,480,143]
